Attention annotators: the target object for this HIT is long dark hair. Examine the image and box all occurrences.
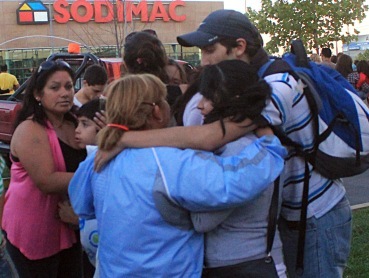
[335,54,353,78]
[357,60,369,77]
[123,32,169,83]
[200,60,271,135]
[15,61,76,128]
[171,68,202,126]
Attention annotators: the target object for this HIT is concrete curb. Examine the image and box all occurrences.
[351,203,369,210]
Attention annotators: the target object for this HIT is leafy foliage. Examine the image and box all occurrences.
[344,207,369,277]
[247,0,368,54]
[356,49,369,61]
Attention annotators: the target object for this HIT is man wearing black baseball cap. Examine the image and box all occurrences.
[177,9,268,68]
[177,9,352,278]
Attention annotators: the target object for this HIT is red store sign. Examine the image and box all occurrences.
[53,0,186,23]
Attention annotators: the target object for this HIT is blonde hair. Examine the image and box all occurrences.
[98,74,167,150]
[310,53,321,63]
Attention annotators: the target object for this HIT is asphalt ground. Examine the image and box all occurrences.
[343,169,369,208]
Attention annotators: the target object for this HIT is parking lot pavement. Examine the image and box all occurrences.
[343,169,369,207]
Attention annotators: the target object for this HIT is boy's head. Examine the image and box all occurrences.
[75,98,106,148]
[320,48,332,60]
[1,64,7,72]
[176,10,264,66]
[82,65,108,101]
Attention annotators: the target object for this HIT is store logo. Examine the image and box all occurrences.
[17,0,185,25]
[17,0,49,25]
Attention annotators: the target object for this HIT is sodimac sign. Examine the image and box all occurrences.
[17,0,186,25]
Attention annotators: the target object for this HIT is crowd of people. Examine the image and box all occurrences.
[311,49,369,101]
[0,8,363,278]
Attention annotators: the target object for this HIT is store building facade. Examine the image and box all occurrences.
[0,0,223,84]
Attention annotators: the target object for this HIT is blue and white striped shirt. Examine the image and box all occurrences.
[263,73,345,221]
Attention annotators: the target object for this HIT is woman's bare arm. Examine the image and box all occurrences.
[11,121,73,194]
[94,119,257,171]
[123,119,255,150]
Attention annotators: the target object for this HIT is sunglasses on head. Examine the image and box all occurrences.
[125,29,158,43]
[37,60,72,75]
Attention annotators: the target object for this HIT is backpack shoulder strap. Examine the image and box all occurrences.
[259,58,295,78]
[266,177,280,261]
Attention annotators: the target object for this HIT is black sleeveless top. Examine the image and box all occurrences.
[11,139,87,172]
[59,139,87,172]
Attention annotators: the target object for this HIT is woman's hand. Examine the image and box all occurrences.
[58,200,79,225]
[94,144,125,172]
[94,111,107,130]
[255,126,274,137]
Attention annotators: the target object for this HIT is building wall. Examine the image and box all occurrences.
[0,0,223,50]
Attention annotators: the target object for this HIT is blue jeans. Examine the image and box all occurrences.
[279,196,352,278]
[0,240,18,278]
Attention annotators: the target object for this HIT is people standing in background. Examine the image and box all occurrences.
[335,53,354,79]
[320,48,336,69]
[165,58,188,86]
[355,60,369,89]
[330,55,338,64]
[309,53,321,63]
[353,60,369,100]
[123,31,182,107]
[2,60,86,277]
[0,64,19,95]
[73,64,108,107]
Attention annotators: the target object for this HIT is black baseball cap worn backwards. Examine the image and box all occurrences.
[177,9,258,47]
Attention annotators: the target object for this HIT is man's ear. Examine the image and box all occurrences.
[234,38,247,58]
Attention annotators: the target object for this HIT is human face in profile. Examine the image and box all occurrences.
[165,64,182,85]
[200,42,237,66]
[84,82,106,101]
[197,96,214,116]
[75,116,98,148]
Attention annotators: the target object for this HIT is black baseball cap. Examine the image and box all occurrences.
[177,10,259,47]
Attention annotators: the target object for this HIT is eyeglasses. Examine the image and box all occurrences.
[37,60,72,75]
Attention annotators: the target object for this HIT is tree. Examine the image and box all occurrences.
[356,49,369,61]
[247,0,368,55]
[69,0,150,58]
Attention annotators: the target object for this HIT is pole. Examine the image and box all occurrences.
[49,3,54,54]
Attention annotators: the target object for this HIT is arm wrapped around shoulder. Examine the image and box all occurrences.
[152,135,287,212]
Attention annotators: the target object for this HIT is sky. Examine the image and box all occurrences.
[223,0,260,13]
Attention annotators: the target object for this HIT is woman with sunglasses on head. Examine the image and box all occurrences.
[124,31,183,108]
[2,60,86,277]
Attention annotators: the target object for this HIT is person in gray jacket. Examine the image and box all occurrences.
[166,60,284,277]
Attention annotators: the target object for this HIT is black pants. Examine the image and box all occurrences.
[5,232,82,278]
[202,257,278,278]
